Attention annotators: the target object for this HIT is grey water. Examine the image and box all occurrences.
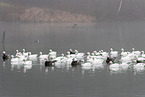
[1,21,145,97]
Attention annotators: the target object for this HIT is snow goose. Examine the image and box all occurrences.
[15,50,22,57]
[120,62,129,70]
[22,49,29,57]
[81,61,92,70]
[131,48,141,57]
[39,52,49,60]
[22,58,32,65]
[11,55,20,64]
[54,53,67,67]
[133,63,145,71]
[109,61,120,72]
[28,52,38,60]
[120,48,130,57]
[49,49,57,59]
[110,48,118,58]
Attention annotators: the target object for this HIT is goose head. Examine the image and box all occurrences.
[101,50,103,52]
[132,48,135,51]
[23,49,25,52]
[121,48,124,52]
[11,55,14,58]
[69,49,72,52]
[49,49,52,52]
[67,51,70,55]
[39,52,42,55]
[3,51,6,54]
[86,52,90,55]
[61,53,64,57]
[74,50,78,54]
[110,48,113,51]
[93,51,97,54]
[16,50,19,53]
[91,53,94,56]
[141,51,144,55]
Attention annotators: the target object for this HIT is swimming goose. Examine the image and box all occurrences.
[22,49,29,57]
[109,61,120,71]
[49,49,57,58]
[120,62,129,70]
[81,62,92,67]
[134,56,145,63]
[28,52,38,60]
[75,51,84,60]
[23,59,32,65]
[45,60,57,67]
[100,50,109,59]
[133,63,145,71]
[110,48,118,58]
[71,58,80,67]
[81,61,93,70]
[11,55,23,65]
[15,50,22,57]
[92,58,104,65]
[140,51,145,58]
[106,56,115,64]
[39,52,49,60]
[131,48,141,56]
[69,49,76,54]
[2,51,9,61]
[53,53,68,67]
[120,48,130,57]
[66,51,76,59]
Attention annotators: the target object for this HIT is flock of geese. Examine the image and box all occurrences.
[2,48,145,72]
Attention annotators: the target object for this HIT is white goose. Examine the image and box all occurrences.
[54,53,67,67]
[120,48,130,57]
[23,59,32,65]
[109,61,120,71]
[133,63,145,71]
[28,52,38,60]
[11,55,20,65]
[75,50,84,60]
[131,48,141,57]
[22,49,30,57]
[120,62,129,70]
[81,62,92,70]
[66,51,76,59]
[15,50,22,57]
[49,49,57,59]
[110,48,118,58]
[39,52,49,60]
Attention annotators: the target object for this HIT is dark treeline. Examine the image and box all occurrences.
[1,0,145,22]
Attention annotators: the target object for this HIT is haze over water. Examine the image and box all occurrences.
[1,21,145,97]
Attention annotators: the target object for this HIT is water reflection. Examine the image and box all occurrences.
[11,64,22,71]
[9,60,145,75]
[23,64,32,73]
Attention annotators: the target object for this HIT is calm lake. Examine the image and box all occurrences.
[1,21,145,97]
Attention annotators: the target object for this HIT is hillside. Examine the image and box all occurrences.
[0,0,145,22]
[0,2,96,22]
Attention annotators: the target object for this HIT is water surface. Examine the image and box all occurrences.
[0,21,145,97]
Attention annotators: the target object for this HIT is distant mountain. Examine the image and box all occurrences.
[0,0,145,22]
